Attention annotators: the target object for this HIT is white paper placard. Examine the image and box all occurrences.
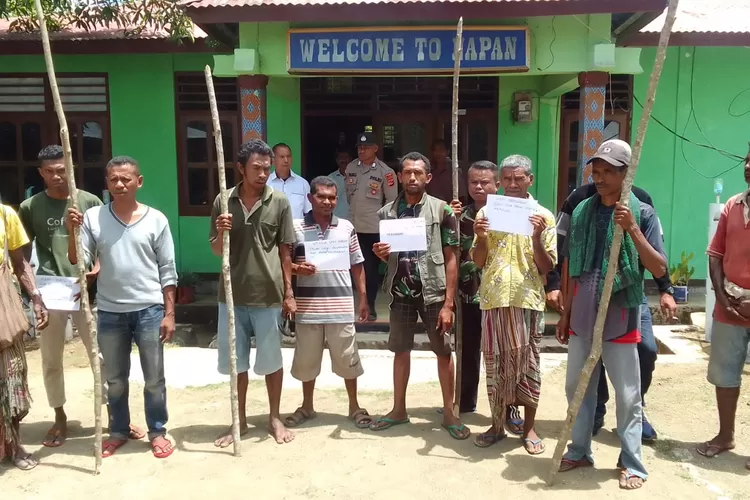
[485,194,537,236]
[304,238,350,271]
[36,275,80,311]
[379,218,427,252]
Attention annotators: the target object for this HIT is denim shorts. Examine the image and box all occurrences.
[217,303,284,376]
[707,320,750,388]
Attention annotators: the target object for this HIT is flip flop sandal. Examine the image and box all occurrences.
[442,423,471,440]
[102,439,128,458]
[473,432,506,448]
[697,441,735,458]
[350,409,373,429]
[369,417,410,431]
[523,438,546,455]
[151,436,175,459]
[558,457,593,472]
[12,453,39,471]
[505,418,525,436]
[284,408,317,428]
[619,470,645,490]
[42,427,67,448]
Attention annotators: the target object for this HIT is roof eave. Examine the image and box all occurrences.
[185,0,668,24]
[0,37,229,55]
[619,31,750,47]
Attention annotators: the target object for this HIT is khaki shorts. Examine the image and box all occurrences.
[291,323,364,382]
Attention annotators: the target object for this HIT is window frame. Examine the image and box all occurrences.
[174,72,241,217]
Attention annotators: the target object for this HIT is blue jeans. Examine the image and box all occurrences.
[596,293,658,416]
[98,305,168,441]
[565,335,647,479]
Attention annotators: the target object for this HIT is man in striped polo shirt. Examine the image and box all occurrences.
[285,176,372,429]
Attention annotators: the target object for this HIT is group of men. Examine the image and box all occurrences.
[3,132,750,493]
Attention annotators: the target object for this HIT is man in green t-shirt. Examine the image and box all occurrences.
[18,145,120,448]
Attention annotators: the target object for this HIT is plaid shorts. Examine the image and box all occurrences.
[389,295,452,356]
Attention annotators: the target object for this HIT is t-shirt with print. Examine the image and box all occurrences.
[564,200,666,343]
[391,198,458,298]
[19,190,102,277]
[292,213,364,324]
[0,205,30,266]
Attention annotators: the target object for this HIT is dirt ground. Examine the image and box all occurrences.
[3,335,750,500]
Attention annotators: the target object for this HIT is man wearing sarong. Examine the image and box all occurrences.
[556,140,667,490]
[1,203,49,470]
[471,154,556,453]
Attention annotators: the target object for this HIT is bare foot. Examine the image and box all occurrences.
[213,422,249,448]
[128,424,147,440]
[268,416,294,444]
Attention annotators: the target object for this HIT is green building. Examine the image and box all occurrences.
[2,0,747,279]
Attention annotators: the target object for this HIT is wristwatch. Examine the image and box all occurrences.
[662,286,675,296]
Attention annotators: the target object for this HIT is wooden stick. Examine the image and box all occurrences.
[451,17,464,417]
[547,0,680,485]
[205,65,241,457]
[33,0,103,474]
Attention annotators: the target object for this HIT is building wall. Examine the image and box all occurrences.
[632,46,750,279]
[1,53,214,272]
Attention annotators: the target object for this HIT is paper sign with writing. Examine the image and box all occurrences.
[304,238,351,271]
[379,218,427,252]
[36,275,81,311]
[485,194,537,236]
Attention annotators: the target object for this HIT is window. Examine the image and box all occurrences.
[0,75,111,206]
[175,73,240,216]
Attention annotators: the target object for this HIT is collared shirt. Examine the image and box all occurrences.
[458,203,481,304]
[293,213,364,324]
[209,183,296,307]
[328,169,350,220]
[707,189,750,327]
[474,195,557,311]
[344,158,398,234]
[268,170,312,220]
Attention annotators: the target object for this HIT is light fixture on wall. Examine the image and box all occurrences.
[512,92,533,123]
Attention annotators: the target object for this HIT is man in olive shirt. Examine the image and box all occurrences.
[210,139,297,447]
[18,145,108,448]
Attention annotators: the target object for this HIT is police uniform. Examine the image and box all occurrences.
[344,131,398,315]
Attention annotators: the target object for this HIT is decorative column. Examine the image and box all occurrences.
[238,75,269,143]
[577,71,608,186]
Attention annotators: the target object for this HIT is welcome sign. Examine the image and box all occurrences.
[287,26,529,74]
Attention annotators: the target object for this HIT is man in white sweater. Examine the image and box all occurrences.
[67,156,177,460]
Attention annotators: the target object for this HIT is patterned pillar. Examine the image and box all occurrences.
[577,71,608,186]
[238,75,269,143]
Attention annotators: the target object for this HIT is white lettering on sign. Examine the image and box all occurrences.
[300,35,521,65]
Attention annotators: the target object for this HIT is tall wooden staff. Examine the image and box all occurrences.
[205,66,241,457]
[33,0,104,474]
[451,17,464,416]
[547,0,680,485]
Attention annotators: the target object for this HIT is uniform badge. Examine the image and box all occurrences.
[385,172,395,187]
[368,181,380,191]
[360,135,367,142]
[347,177,356,184]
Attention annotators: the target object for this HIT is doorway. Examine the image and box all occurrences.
[301,76,498,177]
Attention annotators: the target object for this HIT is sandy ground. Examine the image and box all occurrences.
[2,329,750,500]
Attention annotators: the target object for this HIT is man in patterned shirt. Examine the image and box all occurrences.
[449,161,524,432]
[471,155,556,454]
[370,152,469,440]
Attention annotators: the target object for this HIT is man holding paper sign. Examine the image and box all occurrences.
[370,152,469,441]
[471,154,556,454]
[286,176,371,429]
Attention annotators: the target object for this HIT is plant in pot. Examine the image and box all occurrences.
[668,251,695,304]
[176,271,200,305]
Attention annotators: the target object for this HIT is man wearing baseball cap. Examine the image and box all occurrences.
[344,130,398,320]
[555,139,668,490]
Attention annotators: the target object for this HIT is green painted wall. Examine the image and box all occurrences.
[633,47,750,279]
[1,53,214,272]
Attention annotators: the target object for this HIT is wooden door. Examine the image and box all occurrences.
[373,112,435,171]
[436,109,497,170]
[557,110,631,209]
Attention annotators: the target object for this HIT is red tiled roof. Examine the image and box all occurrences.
[0,18,206,41]
[184,0,573,9]
[641,0,750,34]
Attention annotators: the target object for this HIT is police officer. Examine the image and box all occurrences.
[345,131,398,321]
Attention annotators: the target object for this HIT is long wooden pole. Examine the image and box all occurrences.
[205,65,241,457]
[33,0,103,474]
[547,0,680,485]
[451,17,464,417]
